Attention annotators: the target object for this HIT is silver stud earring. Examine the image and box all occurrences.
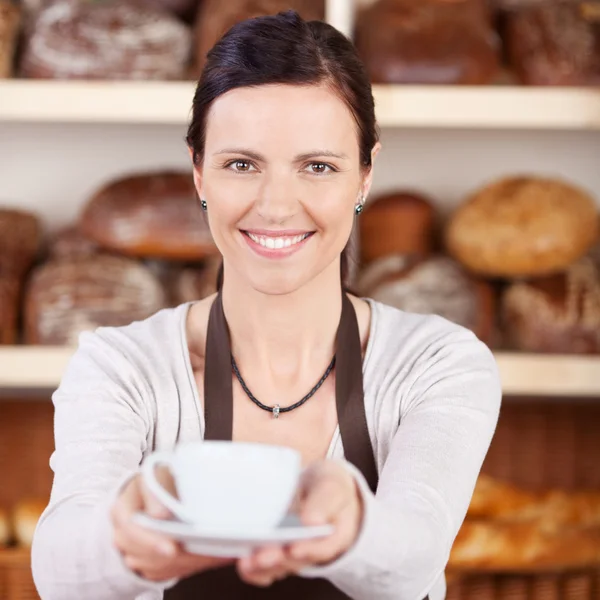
[355,195,365,215]
[200,198,207,211]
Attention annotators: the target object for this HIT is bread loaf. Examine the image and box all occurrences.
[355,0,500,84]
[0,0,20,78]
[505,1,600,85]
[0,208,41,278]
[193,0,325,74]
[356,254,496,344]
[172,259,221,305]
[0,276,19,344]
[446,176,599,278]
[47,225,100,261]
[80,172,216,261]
[24,255,168,345]
[0,506,10,546]
[12,499,47,548]
[501,258,600,354]
[20,0,192,79]
[359,192,436,266]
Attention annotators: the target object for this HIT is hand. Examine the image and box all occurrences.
[111,471,234,582]
[237,460,364,587]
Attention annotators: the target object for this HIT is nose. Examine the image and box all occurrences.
[255,169,298,224]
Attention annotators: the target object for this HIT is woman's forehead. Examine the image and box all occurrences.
[205,83,359,154]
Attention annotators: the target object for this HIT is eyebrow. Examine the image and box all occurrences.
[214,148,349,161]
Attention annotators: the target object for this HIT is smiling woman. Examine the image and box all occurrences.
[31,10,501,600]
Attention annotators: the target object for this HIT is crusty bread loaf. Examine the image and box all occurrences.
[24,255,168,345]
[0,0,20,78]
[501,257,600,354]
[193,0,325,74]
[12,498,47,548]
[355,0,500,84]
[446,176,599,278]
[359,192,436,265]
[0,208,42,278]
[356,254,496,344]
[47,225,100,261]
[172,258,221,305]
[0,506,10,546]
[20,0,192,79]
[0,276,19,345]
[80,172,216,261]
[505,1,600,85]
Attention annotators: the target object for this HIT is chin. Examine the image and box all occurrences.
[245,269,312,297]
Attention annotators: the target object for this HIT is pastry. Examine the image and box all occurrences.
[80,172,216,261]
[0,0,20,78]
[355,0,500,84]
[359,192,436,266]
[20,0,192,79]
[193,0,325,74]
[356,254,496,344]
[24,255,168,345]
[501,257,600,354]
[12,498,47,547]
[445,176,599,278]
[505,1,600,85]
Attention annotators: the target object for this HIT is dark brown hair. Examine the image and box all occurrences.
[186,10,379,290]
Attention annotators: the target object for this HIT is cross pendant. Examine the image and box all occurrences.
[272,404,280,419]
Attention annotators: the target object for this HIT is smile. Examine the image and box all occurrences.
[245,232,311,249]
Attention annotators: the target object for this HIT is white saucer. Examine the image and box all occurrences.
[133,513,334,557]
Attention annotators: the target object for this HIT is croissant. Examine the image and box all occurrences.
[468,475,600,528]
[449,521,600,571]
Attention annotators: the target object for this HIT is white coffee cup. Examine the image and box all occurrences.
[141,441,301,534]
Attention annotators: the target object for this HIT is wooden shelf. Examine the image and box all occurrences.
[0,346,599,397]
[2,80,600,129]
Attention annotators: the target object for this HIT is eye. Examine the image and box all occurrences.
[307,162,335,175]
[226,160,255,173]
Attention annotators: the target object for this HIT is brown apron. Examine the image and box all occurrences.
[165,292,430,599]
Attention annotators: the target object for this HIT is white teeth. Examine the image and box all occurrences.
[246,232,309,249]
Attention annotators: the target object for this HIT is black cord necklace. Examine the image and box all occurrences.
[231,354,336,419]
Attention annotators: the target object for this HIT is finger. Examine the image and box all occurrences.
[140,466,177,520]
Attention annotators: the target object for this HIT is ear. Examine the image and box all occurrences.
[361,142,381,200]
[188,146,204,199]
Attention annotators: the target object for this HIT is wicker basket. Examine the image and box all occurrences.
[447,397,600,600]
[0,548,38,600]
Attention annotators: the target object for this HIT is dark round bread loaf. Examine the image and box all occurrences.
[501,258,600,354]
[0,208,42,279]
[192,0,325,75]
[47,225,100,261]
[355,0,500,84]
[80,172,216,261]
[359,192,436,266]
[24,255,168,345]
[0,0,20,78]
[446,176,599,278]
[505,2,600,85]
[0,276,19,345]
[356,254,496,344]
[20,0,192,79]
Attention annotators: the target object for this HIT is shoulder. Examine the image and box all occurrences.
[364,299,501,410]
[56,304,190,397]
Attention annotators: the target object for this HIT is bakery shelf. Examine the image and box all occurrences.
[0,346,599,397]
[2,80,600,129]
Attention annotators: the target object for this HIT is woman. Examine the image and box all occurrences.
[31,10,501,600]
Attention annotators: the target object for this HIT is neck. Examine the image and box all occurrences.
[220,263,343,386]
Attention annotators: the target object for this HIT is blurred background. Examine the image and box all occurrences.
[1,0,600,598]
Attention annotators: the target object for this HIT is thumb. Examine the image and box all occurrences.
[140,466,177,520]
[298,466,350,526]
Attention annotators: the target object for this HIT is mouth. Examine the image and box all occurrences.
[242,230,314,249]
[240,229,315,258]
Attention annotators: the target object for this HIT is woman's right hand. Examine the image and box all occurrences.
[111,472,234,583]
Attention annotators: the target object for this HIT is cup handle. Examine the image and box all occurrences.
[141,452,195,523]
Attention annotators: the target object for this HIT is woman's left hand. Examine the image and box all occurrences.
[237,460,364,587]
